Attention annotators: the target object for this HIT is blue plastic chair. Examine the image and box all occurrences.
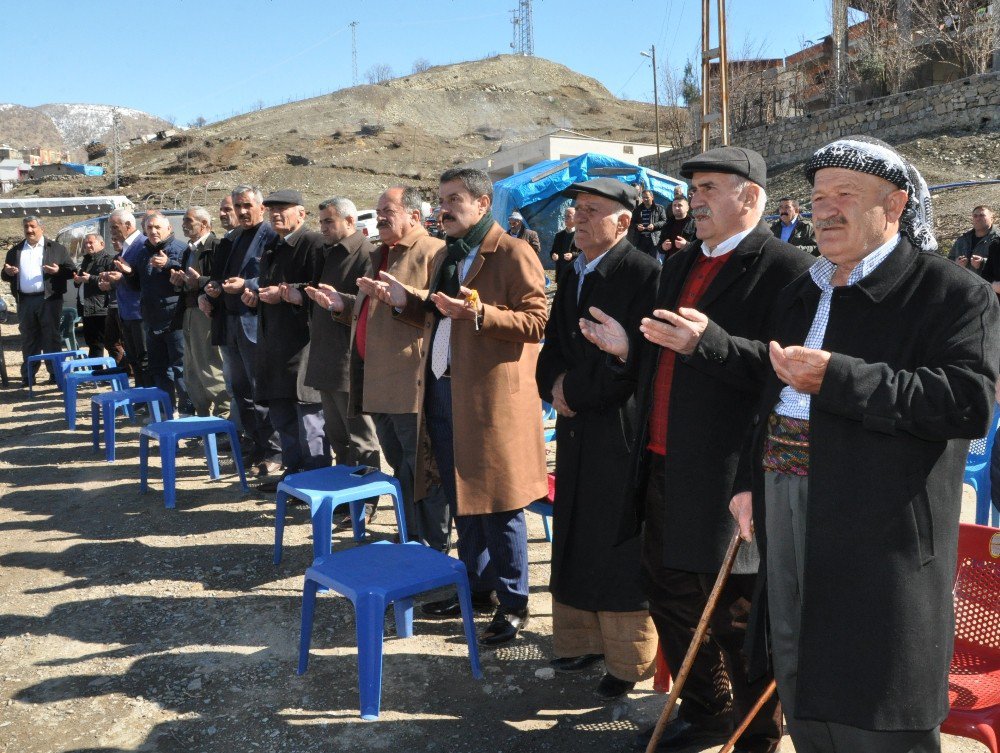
[62,358,126,428]
[298,540,483,719]
[274,465,407,566]
[966,403,1000,526]
[91,387,173,462]
[541,400,557,443]
[139,416,249,509]
[24,349,85,395]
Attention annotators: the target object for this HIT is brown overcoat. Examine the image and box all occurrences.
[397,222,549,516]
[334,224,444,416]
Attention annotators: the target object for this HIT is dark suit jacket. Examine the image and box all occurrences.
[75,249,116,317]
[629,203,668,255]
[510,227,541,256]
[770,217,818,256]
[536,237,660,612]
[550,228,579,279]
[620,221,814,574]
[254,228,324,402]
[693,238,999,730]
[2,237,74,301]
[123,236,186,333]
[304,230,373,393]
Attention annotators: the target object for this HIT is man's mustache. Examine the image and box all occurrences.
[690,207,712,219]
[815,216,848,230]
[441,212,456,222]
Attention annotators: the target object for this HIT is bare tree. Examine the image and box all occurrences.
[657,61,696,148]
[411,58,431,74]
[365,64,394,84]
[910,0,999,76]
[849,0,925,96]
[188,116,207,129]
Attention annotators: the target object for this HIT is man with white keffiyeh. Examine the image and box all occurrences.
[650,135,1000,752]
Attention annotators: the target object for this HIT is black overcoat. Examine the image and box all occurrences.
[536,238,660,612]
[254,228,323,402]
[620,221,814,574]
[693,238,1000,730]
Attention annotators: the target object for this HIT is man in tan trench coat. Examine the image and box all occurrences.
[359,167,548,646]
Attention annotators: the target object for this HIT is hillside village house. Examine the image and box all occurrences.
[461,129,662,182]
[0,159,32,193]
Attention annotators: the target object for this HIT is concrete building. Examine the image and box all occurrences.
[461,129,662,182]
[0,159,31,193]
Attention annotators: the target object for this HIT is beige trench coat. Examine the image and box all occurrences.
[397,222,549,516]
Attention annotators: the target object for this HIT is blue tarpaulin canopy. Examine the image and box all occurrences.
[491,152,686,267]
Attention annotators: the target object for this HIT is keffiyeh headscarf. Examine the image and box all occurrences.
[805,135,938,252]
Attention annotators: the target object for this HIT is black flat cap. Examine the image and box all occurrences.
[262,189,304,206]
[562,177,640,210]
[680,146,767,189]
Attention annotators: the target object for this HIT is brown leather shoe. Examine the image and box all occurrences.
[253,460,282,478]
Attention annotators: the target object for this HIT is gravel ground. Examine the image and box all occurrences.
[0,322,986,753]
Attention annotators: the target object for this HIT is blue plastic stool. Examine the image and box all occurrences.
[541,400,557,443]
[298,540,483,719]
[139,416,249,509]
[63,362,128,429]
[274,465,407,566]
[25,349,86,395]
[91,387,174,462]
[966,402,1000,525]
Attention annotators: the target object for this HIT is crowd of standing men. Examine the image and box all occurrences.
[3,142,999,752]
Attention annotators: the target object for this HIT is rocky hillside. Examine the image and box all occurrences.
[34,103,172,151]
[0,104,66,155]
[0,103,170,161]
[4,55,663,210]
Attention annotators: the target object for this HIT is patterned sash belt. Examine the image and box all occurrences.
[762,413,810,476]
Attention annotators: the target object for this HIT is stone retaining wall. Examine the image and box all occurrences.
[644,72,1000,176]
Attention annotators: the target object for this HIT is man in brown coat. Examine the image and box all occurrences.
[361,167,548,646]
[323,186,444,544]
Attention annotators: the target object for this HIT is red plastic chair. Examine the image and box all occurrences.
[942,523,1000,753]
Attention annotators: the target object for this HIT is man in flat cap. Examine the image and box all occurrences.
[654,136,1000,752]
[244,189,327,489]
[582,146,812,752]
[507,211,541,257]
[536,178,661,699]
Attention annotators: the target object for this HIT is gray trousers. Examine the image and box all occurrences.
[763,472,941,753]
[319,389,380,469]
[373,411,452,550]
[17,294,61,380]
[182,308,229,418]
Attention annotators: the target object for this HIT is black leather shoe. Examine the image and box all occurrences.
[549,654,604,673]
[479,606,529,647]
[595,672,635,699]
[631,718,732,751]
[335,502,378,530]
[421,590,497,617]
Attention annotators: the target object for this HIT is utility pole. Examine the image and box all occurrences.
[510,10,520,52]
[111,107,122,190]
[350,21,359,86]
[640,46,662,170]
[700,0,730,151]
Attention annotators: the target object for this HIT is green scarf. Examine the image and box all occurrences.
[434,213,494,298]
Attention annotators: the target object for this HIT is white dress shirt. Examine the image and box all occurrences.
[18,238,45,294]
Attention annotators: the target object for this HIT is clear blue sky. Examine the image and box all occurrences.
[3,0,835,125]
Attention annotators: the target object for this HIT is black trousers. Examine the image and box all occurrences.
[17,294,62,380]
[103,309,127,368]
[641,463,782,753]
[81,314,107,358]
[120,317,151,387]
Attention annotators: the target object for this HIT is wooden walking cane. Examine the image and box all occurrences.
[645,530,743,753]
[718,679,778,753]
